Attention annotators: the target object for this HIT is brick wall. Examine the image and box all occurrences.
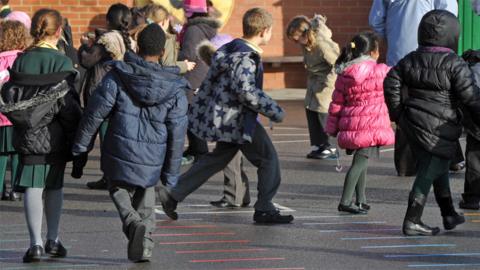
[9,0,373,89]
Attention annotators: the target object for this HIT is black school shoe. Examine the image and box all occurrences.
[253,210,293,224]
[338,203,368,214]
[210,198,249,208]
[86,178,108,190]
[45,240,67,257]
[23,245,43,263]
[127,221,147,262]
[356,203,370,211]
[158,188,178,220]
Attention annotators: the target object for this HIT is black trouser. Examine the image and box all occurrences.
[171,123,280,212]
[185,130,208,157]
[464,135,480,202]
[306,109,329,147]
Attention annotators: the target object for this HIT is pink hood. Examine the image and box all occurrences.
[0,50,22,127]
[326,57,395,150]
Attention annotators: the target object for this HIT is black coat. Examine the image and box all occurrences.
[178,17,220,92]
[384,10,480,159]
[0,71,83,164]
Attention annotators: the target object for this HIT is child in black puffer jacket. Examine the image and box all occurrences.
[460,49,480,210]
[384,10,480,237]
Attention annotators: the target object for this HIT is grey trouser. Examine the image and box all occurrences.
[170,123,280,212]
[109,183,155,251]
[223,152,250,206]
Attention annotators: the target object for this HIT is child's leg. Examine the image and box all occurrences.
[132,187,155,258]
[355,167,368,205]
[0,155,7,194]
[305,109,325,148]
[24,187,44,247]
[340,150,369,206]
[109,185,139,237]
[44,188,63,242]
[10,154,19,186]
[463,134,480,205]
[241,124,281,213]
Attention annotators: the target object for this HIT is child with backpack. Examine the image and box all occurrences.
[0,19,30,201]
[73,23,190,262]
[325,32,395,214]
[0,9,84,262]
[384,10,478,236]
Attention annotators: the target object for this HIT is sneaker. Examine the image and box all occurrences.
[338,203,368,214]
[86,178,107,190]
[23,245,43,263]
[127,221,146,262]
[45,240,67,257]
[307,147,338,160]
[158,188,178,220]
[253,210,294,224]
[181,155,195,166]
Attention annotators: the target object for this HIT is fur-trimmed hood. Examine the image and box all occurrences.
[310,14,333,40]
[185,16,221,29]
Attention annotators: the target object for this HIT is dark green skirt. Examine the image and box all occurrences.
[14,163,66,192]
[0,126,16,154]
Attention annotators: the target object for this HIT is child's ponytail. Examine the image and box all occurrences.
[30,9,62,46]
[335,31,379,66]
[106,3,132,50]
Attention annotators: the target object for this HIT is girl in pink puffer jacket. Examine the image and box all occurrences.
[0,19,30,201]
[326,32,395,214]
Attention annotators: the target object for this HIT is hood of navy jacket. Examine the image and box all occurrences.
[418,9,460,51]
[111,52,190,106]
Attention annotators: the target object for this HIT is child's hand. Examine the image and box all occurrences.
[185,60,196,71]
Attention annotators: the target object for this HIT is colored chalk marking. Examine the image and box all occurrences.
[341,236,427,241]
[464,212,480,216]
[0,239,28,242]
[152,232,235,237]
[304,221,386,225]
[176,248,267,254]
[385,252,480,258]
[408,263,480,268]
[319,228,399,233]
[157,224,218,229]
[190,257,285,263]
[295,215,367,219]
[362,244,456,249]
[228,268,305,270]
[3,264,99,270]
[158,239,250,245]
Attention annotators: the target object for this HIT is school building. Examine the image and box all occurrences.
[10,0,479,90]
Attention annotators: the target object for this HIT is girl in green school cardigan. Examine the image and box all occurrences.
[0,9,84,263]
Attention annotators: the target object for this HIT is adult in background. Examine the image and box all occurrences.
[369,0,460,176]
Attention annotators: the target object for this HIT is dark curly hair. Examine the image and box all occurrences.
[138,23,165,57]
[0,20,29,52]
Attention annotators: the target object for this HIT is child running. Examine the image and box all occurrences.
[384,10,478,236]
[0,9,83,262]
[73,23,190,262]
[326,32,395,214]
[158,7,293,224]
[0,19,30,201]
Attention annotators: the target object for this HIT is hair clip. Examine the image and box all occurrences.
[350,42,356,49]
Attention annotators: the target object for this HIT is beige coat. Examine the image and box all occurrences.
[303,15,340,113]
[163,32,188,74]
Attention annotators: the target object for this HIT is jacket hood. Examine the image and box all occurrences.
[210,39,259,73]
[186,16,220,40]
[418,10,460,51]
[311,14,333,40]
[111,52,190,106]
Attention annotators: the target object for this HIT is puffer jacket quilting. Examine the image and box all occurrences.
[73,52,190,188]
[326,57,395,149]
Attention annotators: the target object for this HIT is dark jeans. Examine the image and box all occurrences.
[185,130,208,158]
[464,135,480,202]
[109,182,155,251]
[170,123,280,212]
[306,109,329,147]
